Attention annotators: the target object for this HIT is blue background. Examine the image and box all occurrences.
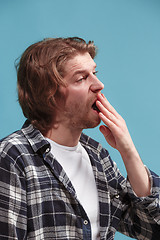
[1,1,160,239]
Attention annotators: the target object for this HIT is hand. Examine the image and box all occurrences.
[96,93,151,197]
[96,93,135,156]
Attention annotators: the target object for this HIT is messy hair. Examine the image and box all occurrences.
[16,37,97,134]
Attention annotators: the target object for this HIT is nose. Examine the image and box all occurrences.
[90,75,104,93]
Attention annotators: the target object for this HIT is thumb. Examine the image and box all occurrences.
[99,125,116,148]
[99,125,110,137]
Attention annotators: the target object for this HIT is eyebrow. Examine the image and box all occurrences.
[71,64,97,78]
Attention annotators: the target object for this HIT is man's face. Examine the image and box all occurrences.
[56,52,104,130]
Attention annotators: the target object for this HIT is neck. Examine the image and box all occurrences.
[45,123,82,147]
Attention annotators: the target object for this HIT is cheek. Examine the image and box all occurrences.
[59,85,89,111]
[55,91,66,108]
[67,88,87,103]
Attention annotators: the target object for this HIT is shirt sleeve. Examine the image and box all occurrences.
[117,165,160,239]
[0,146,27,239]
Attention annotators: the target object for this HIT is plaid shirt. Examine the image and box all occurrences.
[0,120,160,240]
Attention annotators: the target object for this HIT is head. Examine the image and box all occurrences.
[55,52,104,132]
[16,37,97,134]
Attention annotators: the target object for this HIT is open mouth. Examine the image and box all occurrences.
[92,101,100,112]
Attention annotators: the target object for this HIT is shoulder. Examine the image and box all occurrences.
[0,120,49,159]
[80,132,103,151]
[80,132,123,175]
[80,132,111,161]
[0,129,27,158]
[80,133,126,188]
[0,120,49,169]
[0,129,29,177]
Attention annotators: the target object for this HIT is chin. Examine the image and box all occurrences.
[84,118,101,129]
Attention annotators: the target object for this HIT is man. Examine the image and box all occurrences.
[0,37,159,239]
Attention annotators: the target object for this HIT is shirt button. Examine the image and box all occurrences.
[84,220,88,225]
[46,148,50,153]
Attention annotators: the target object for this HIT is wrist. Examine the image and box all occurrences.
[119,142,139,162]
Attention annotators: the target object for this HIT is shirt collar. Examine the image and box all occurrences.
[21,120,50,154]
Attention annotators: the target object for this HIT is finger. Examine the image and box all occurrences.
[99,111,122,141]
[98,111,117,130]
[99,125,111,138]
[96,100,119,126]
[97,93,120,118]
[99,125,116,148]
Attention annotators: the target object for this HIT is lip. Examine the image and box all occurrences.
[92,97,98,105]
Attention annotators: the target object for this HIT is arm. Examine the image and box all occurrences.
[96,93,150,197]
[110,161,160,239]
[0,150,27,239]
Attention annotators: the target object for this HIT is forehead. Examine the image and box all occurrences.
[63,52,96,77]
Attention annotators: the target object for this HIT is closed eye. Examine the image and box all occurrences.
[76,70,98,83]
[77,75,88,82]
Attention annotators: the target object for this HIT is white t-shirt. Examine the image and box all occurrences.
[46,138,100,240]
